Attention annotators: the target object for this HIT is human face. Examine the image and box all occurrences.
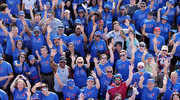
[119,52,126,61]
[58,29,64,35]
[30,59,35,65]
[92,0,96,6]
[40,48,48,56]
[98,22,104,30]
[53,38,60,46]
[64,12,70,19]
[137,65,145,74]
[120,9,125,14]
[17,41,23,49]
[59,61,66,67]
[58,4,62,9]
[139,44,145,52]
[78,11,84,18]
[75,28,81,35]
[114,96,122,100]
[161,18,167,24]
[66,1,71,7]
[12,27,18,36]
[171,73,178,84]
[161,49,168,56]
[114,23,119,31]
[148,14,153,20]
[19,15,25,20]
[154,30,161,35]
[147,82,154,91]
[100,55,107,64]
[34,30,40,37]
[68,44,74,52]
[95,35,101,41]
[87,80,94,88]
[116,44,122,52]
[17,82,24,91]
[130,0,136,5]
[114,77,121,86]
[104,7,109,13]
[41,87,48,95]
[19,55,25,62]
[35,15,41,22]
[140,4,146,11]
[47,13,53,20]
[173,95,180,100]
[105,69,113,77]
[77,59,83,67]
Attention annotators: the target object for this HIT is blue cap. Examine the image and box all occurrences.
[57,1,62,5]
[145,54,153,60]
[0,53,3,60]
[104,4,110,8]
[147,79,155,84]
[161,16,168,20]
[114,73,123,79]
[87,76,94,81]
[58,25,64,29]
[35,12,41,15]
[33,26,40,32]
[120,6,126,10]
[94,31,102,36]
[67,79,75,87]
[28,55,35,61]
[75,19,82,24]
[53,35,60,39]
[125,15,131,20]
[19,11,25,15]
[78,9,84,13]
[139,69,145,72]
[168,0,174,4]
[45,2,50,6]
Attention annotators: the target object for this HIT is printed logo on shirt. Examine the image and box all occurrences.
[0,31,5,36]
[67,92,76,98]
[83,91,91,98]
[117,65,125,70]
[97,45,104,50]
[41,61,49,66]
[138,14,146,19]
[168,85,177,92]
[146,24,153,28]
[147,92,155,99]
[0,67,4,73]
[23,35,30,41]
[168,11,175,16]
[72,40,81,45]
[104,80,111,85]
[15,93,26,99]
[33,38,42,43]
[76,69,86,75]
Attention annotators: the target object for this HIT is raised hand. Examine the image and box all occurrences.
[73,4,77,10]
[108,43,113,50]
[97,7,103,13]
[44,4,47,11]
[5,8,10,14]
[62,1,65,7]
[164,59,170,67]
[140,76,144,82]
[29,5,33,11]
[70,55,76,62]
[131,47,137,54]
[35,50,39,55]
[91,70,97,78]
[47,25,52,33]
[86,54,91,62]
[80,25,84,32]
[143,24,146,29]
[93,23,97,31]
[59,39,63,46]
[158,8,162,12]
[149,58,155,67]
[25,88,31,97]
[129,64,134,71]
[50,49,57,57]
[9,32,13,38]
[54,73,59,79]
[35,82,42,87]
[153,37,158,44]
[124,20,130,27]
[119,26,122,31]
[93,57,99,63]
[174,41,180,47]
[143,49,148,55]
[104,27,108,33]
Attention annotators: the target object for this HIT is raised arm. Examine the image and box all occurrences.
[103,27,109,40]
[59,39,65,56]
[21,75,31,89]
[141,49,148,65]
[29,5,36,26]
[108,43,114,63]
[130,47,137,64]
[126,64,134,86]
[170,41,180,56]
[137,0,142,8]
[38,5,47,26]
[164,59,170,78]
[91,70,100,89]
[0,20,9,36]
[6,8,16,22]
[31,82,41,93]
[73,4,78,18]
[9,32,15,52]
[85,54,91,68]
[35,50,41,63]
[163,5,170,16]
[142,24,148,37]
[116,0,122,14]
[70,55,76,69]
[138,76,144,89]
[38,0,43,11]
[54,73,64,88]
[153,37,159,55]
[23,19,32,37]
[61,2,65,19]
[149,58,157,78]
[50,49,58,72]
[46,25,53,49]
[80,25,88,42]
[94,57,102,77]
[157,8,161,23]
[10,75,21,92]
[89,23,97,42]
[169,34,176,46]
[159,76,167,93]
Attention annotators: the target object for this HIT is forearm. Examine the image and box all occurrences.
[56,77,63,88]
[21,3,25,11]
[61,7,64,19]
[60,45,65,56]
[163,9,170,16]
[138,81,143,89]
[171,45,177,55]
[0,76,8,81]
[25,80,31,89]
[82,31,88,42]
[151,65,157,77]
[89,30,95,42]
[95,78,100,89]
[8,13,16,22]
[74,9,78,18]
[31,85,37,93]
[50,56,55,70]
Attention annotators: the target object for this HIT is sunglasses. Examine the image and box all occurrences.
[95,35,101,37]
[120,54,125,57]
[121,9,125,10]
[107,71,113,73]
[78,62,83,64]
[47,15,52,17]
[162,50,167,52]
[41,88,48,91]
[115,78,121,81]
[60,62,66,63]
[21,56,25,58]
[140,45,145,47]
[34,31,40,33]
[101,57,107,59]
[138,67,144,69]
[141,6,145,7]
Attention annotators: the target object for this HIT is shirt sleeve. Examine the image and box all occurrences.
[7,63,13,73]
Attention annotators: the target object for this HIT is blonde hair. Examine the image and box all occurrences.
[14,79,26,89]
[76,57,84,65]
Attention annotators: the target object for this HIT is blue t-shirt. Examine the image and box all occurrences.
[36,91,59,100]
[117,15,125,24]
[0,12,12,26]
[12,88,27,100]
[83,86,99,100]
[15,19,33,35]
[161,6,176,24]
[0,44,3,54]
[13,48,26,62]
[0,89,8,100]
[99,73,113,98]
[55,7,63,20]
[30,33,45,56]
[89,39,107,62]
[0,61,13,87]
[87,19,98,39]
[22,32,31,50]
[115,59,131,81]
[94,59,113,73]
[6,0,21,15]
[40,55,52,73]
[147,34,165,56]
[0,28,6,49]
[13,60,30,75]
[140,18,157,34]
[6,35,23,56]
[28,65,40,84]
[62,85,80,99]
[134,49,145,69]
[163,78,180,100]
[141,85,160,100]
[157,22,171,40]
[171,33,180,57]
[74,65,88,88]
[67,34,85,57]
[120,23,136,36]
[130,72,151,99]
[157,0,166,8]
[101,11,113,31]
[177,16,180,26]
[132,7,151,31]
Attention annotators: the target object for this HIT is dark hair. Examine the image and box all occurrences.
[48,11,55,16]
[108,37,114,45]
[15,39,24,49]
[0,3,8,11]
[18,52,27,61]
[114,93,122,99]
[40,45,48,51]
[88,0,98,7]
[170,92,180,100]
[141,2,147,6]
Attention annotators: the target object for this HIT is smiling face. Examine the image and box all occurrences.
[147,82,154,91]
[17,81,24,91]
[173,95,180,100]
[16,40,23,49]
[87,80,94,88]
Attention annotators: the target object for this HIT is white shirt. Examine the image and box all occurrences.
[22,0,36,10]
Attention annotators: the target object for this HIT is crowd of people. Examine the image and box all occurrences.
[1,0,180,100]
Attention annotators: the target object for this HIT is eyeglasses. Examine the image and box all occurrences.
[95,35,101,37]
[115,78,121,81]
[47,15,52,17]
[140,45,145,47]
[41,88,48,91]
[77,62,83,64]
[101,57,107,59]
[21,56,25,58]
[60,62,66,63]
[17,43,22,45]
[162,18,166,20]
[106,71,113,73]
[34,31,40,33]
[120,54,125,57]
[162,50,167,52]
[138,67,144,69]
[141,6,145,7]
[98,24,104,26]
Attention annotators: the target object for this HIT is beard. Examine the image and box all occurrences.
[76,33,80,36]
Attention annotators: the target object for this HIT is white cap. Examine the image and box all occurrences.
[137,62,144,67]
[64,10,70,13]
[161,45,168,51]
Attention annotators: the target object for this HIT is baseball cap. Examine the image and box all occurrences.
[154,27,160,31]
[59,56,67,62]
[148,11,153,15]
[120,6,125,10]
[94,31,102,36]
[87,76,94,81]
[53,35,60,40]
[147,79,155,84]
[104,4,110,8]
[168,0,174,4]
[115,41,122,46]
[65,10,70,13]
[114,73,123,80]
[137,62,145,67]
[139,42,146,47]
[68,42,74,46]
[57,1,62,5]
[161,45,168,51]
[19,11,25,15]
[98,20,104,24]
[45,2,50,6]
[33,26,40,32]
[0,53,3,60]
[139,69,145,72]
[28,55,35,61]
[145,54,153,60]
[67,79,75,87]
[161,16,168,20]
[78,9,84,13]
[75,19,82,24]
[58,25,64,29]
[125,15,131,20]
